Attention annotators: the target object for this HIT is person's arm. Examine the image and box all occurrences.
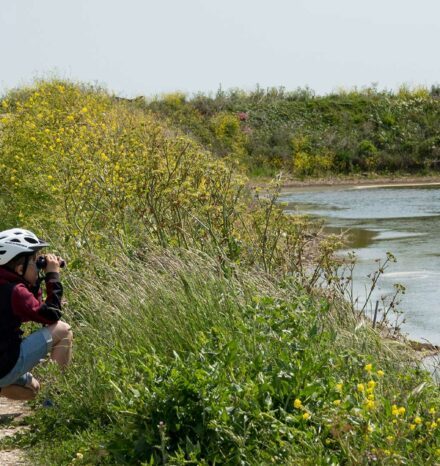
[12,274,63,324]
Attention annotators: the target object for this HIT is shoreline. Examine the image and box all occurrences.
[254,173,440,357]
[248,174,440,193]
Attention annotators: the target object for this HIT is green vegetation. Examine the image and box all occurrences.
[1,81,439,465]
[145,85,440,177]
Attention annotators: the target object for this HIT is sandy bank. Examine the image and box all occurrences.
[249,175,440,193]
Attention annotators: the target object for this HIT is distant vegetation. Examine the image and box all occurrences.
[144,85,440,178]
[1,81,440,465]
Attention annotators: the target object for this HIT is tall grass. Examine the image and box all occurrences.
[17,248,439,465]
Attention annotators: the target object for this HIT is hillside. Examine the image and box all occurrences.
[0,81,439,465]
[143,86,440,178]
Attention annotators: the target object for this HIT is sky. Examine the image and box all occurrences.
[1,0,439,98]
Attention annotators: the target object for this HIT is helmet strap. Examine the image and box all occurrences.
[21,255,30,277]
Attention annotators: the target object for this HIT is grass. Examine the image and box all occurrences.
[0,80,439,465]
[12,249,439,465]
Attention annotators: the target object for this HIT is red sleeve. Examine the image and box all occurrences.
[11,276,63,324]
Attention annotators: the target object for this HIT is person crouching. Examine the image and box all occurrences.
[0,228,72,400]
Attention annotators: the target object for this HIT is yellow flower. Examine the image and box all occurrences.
[364,364,373,372]
[430,422,438,430]
[409,424,416,431]
[335,383,343,393]
[377,370,385,377]
[302,412,311,420]
[386,435,394,442]
[294,399,302,409]
[365,400,375,410]
[429,407,436,414]
[414,416,422,424]
[333,399,341,406]
[367,380,376,389]
[398,407,406,416]
[357,383,365,392]
[81,107,88,113]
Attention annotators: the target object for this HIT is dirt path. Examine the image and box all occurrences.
[0,398,29,465]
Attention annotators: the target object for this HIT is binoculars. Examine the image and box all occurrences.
[36,256,66,270]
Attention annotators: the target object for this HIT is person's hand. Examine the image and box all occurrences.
[45,254,62,273]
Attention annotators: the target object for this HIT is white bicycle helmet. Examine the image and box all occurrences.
[0,228,49,266]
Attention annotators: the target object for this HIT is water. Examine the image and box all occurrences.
[280,185,440,345]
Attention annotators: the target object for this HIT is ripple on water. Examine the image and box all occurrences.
[381,270,440,280]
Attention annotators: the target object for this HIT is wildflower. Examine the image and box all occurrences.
[409,424,416,431]
[391,405,405,417]
[333,399,341,406]
[367,380,376,389]
[429,407,436,414]
[386,435,394,442]
[294,399,302,409]
[414,416,422,424]
[367,422,374,433]
[365,400,375,410]
[430,421,438,430]
[335,383,343,393]
[81,107,88,113]
[357,383,365,392]
[302,412,311,420]
[377,370,385,377]
[364,363,373,372]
